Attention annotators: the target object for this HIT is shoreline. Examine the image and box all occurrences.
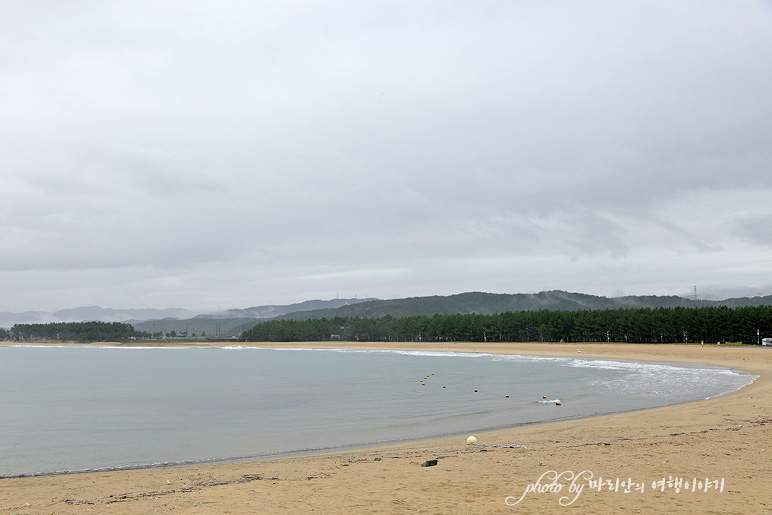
[5,342,753,480]
[2,342,771,514]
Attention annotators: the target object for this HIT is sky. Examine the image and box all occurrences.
[2,1,772,313]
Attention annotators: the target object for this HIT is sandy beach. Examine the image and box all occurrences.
[1,342,771,514]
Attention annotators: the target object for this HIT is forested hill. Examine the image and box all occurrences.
[243,305,772,344]
[275,291,772,321]
[9,321,141,342]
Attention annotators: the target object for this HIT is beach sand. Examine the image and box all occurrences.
[1,342,771,514]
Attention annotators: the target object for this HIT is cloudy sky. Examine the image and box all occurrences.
[2,1,771,312]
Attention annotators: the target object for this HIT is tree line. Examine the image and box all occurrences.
[241,305,772,344]
[9,322,144,342]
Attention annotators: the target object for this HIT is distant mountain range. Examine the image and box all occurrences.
[272,290,772,321]
[0,306,197,329]
[4,291,772,335]
[0,298,376,335]
[193,298,375,319]
[137,291,772,336]
[131,298,375,336]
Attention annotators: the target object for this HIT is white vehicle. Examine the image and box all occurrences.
[762,338,772,346]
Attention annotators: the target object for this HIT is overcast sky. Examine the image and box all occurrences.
[2,1,772,312]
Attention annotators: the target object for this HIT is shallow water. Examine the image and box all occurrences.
[0,346,755,477]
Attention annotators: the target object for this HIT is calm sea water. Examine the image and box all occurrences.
[0,346,755,477]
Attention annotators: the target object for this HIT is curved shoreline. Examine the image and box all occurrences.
[0,343,756,480]
[2,342,771,514]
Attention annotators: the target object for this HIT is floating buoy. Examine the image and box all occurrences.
[467,436,477,445]
[443,385,446,388]
[543,395,547,399]
[505,395,510,398]
[474,389,478,392]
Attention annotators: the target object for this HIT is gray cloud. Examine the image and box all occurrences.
[1,1,771,311]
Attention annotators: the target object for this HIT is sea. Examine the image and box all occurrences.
[0,345,756,478]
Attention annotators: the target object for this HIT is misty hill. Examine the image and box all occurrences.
[147,291,772,336]
[133,298,376,336]
[272,291,772,321]
[54,306,198,322]
[0,306,198,329]
[131,317,260,337]
[5,292,772,334]
[196,298,375,319]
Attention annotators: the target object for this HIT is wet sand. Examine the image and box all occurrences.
[1,342,771,514]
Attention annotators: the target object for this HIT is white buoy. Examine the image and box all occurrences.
[467,435,477,445]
